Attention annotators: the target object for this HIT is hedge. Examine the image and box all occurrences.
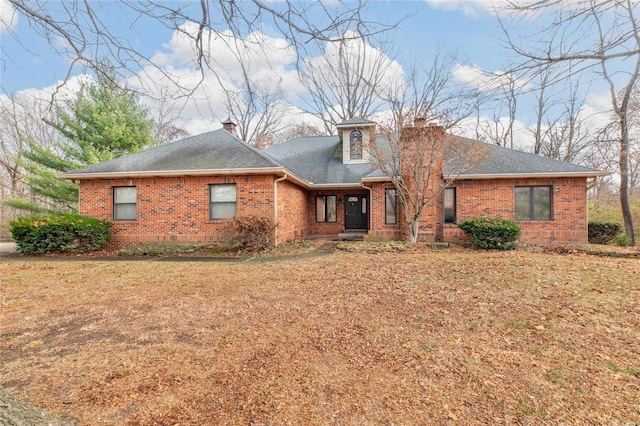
[458,217,521,250]
[588,220,622,245]
[10,214,112,255]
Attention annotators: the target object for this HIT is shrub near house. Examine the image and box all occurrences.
[458,217,521,250]
[10,214,112,255]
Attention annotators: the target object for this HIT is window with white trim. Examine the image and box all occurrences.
[210,184,237,219]
[113,186,137,221]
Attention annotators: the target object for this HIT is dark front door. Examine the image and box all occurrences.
[345,195,368,230]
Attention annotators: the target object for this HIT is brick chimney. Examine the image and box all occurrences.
[222,117,237,136]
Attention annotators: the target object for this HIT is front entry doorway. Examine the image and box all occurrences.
[345,194,368,230]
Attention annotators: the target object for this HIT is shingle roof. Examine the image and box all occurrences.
[62,129,281,176]
[263,136,377,185]
[336,117,377,127]
[445,137,604,178]
[61,128,606,183]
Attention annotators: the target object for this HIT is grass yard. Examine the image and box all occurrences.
[1,246,639,425]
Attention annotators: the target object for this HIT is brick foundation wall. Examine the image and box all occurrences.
[79,175,277,246]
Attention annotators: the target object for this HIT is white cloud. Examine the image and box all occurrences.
[128,22,309,136]
[0,0,18,32]
[424,0,512,16]
[452,64,531,93]
[584,91,613,115]
[454,115,534,150]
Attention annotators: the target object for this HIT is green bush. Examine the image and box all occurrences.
[613,232,631,247]
[588,220,622,244]
[458,217,521,250]
[10,214,112,255]
[226,215,276,251]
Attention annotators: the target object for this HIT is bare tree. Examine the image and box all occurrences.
[627,85,640,190]
[498,0,640,244]
[222,75,289,145]
[147,89,190,146]
[537,78,595,163]
[369,123,487,244]
[3,1,394,100]
[300,34,401,133]
[382,48,477,133]
[365,49,484,244]
[0,93,60,221]
[475,72,520,148]
[532,69,555,155]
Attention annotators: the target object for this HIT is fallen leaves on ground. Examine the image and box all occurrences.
[1,247,639,425]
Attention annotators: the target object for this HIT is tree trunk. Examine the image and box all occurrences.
[0,388,78,426]
[408,219,420,245]
[619,114,636,245]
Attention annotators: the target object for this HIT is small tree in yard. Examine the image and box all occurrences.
[369,122,488,244]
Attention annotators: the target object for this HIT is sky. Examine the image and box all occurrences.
[0,0,620,150]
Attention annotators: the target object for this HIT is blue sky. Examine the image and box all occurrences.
[1,1,510,94]
[0,0,616,148]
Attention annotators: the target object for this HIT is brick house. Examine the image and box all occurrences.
[61,118,607,246]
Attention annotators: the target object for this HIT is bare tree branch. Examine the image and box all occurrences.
[498,0,640,244]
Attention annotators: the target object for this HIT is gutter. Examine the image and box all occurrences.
[59,167,289,180]
[360,182,373,232]
[450,171,610,180]
[363,171,610,182]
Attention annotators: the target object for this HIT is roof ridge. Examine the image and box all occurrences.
[234,137,283,168]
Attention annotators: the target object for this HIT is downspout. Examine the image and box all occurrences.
[274,174,288,246]
[360,182,373,234]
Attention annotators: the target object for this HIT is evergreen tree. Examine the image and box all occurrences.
[5,67,154,213]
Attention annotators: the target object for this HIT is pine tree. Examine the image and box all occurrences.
[5,66,154,213]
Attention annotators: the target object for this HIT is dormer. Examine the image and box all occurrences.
[336,117,376,165]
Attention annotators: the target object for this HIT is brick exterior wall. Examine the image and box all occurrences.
[78,173,589,246]
[305,189,370,236]
[442,177,589,244]
[79,175,277,246]
[367,183,402,239]
[276,179,308,243]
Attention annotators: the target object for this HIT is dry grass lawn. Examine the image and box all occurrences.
[1,246,639,425]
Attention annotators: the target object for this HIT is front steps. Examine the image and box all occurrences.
[337,232,366,241]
